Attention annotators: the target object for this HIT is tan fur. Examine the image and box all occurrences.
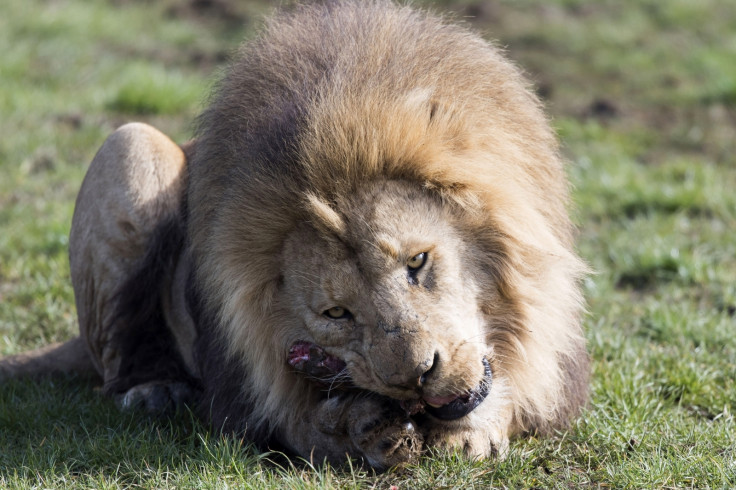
[0,0,589,469]
[70,122,190,383]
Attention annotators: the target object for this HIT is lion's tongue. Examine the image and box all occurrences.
[423,393,462,408]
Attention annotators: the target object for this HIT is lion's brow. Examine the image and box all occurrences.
[375,238,400,260]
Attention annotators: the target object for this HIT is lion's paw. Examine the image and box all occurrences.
[424,426,508,460]
[346,397,424,469]
[116,381,194,413]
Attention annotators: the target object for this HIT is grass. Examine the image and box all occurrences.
[1,0,735,487]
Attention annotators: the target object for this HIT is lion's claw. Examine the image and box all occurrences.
[347,397,424,469]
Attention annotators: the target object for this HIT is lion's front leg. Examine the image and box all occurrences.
[278,392,424,470]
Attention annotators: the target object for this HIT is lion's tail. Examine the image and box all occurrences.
[0,336,98,380]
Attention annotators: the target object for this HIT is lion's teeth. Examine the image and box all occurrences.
[426,401,444,408]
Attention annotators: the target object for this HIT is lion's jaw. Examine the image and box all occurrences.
[280,180,490,414]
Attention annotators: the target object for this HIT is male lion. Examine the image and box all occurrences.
[1,0,589,469]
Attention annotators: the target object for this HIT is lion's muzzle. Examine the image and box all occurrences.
[422,357,492,420]
[289,341,493,421]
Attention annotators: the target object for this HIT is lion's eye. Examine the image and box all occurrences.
[324,306,351,319]
[407,252,428,271]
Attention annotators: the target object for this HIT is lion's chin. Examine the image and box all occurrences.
[422,357,493,421]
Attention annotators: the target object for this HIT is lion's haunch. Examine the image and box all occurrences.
[288,341,347,385]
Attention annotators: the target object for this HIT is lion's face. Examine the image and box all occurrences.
[280,180,492,415]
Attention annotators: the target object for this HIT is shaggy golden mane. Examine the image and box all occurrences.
[189,0,588,438]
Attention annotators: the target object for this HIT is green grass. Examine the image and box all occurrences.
[1,0,735,487]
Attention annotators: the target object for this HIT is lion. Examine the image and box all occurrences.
[0,0,589,469]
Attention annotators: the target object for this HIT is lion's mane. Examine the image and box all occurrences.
[186,0,588,443]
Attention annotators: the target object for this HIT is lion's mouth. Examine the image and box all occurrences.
[288,341,492,421]
[420,357,492,421]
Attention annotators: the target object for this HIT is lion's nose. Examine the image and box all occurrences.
[381,351,438,389]
[419,351,439,385]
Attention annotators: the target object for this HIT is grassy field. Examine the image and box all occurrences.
[1,0,735,487]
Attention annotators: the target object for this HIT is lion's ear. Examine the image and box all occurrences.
[304,193,346,238]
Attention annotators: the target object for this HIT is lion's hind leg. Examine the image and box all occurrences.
[69,122,198,412]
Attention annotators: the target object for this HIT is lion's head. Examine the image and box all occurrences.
[281,179,492,416]
[186,0,589,458]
